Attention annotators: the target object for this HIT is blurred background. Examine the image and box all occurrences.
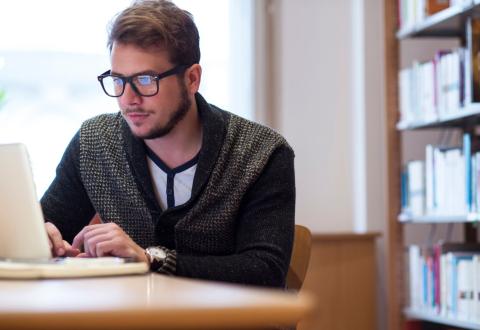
[0,0,254,195]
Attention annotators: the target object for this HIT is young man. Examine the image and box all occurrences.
[41,0,295,287]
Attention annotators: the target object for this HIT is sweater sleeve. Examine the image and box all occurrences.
[175,145,295,287]
[40,132,96,243]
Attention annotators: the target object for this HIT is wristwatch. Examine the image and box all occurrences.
[145,246,177,275]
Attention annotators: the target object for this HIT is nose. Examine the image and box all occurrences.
[120,82,141,106]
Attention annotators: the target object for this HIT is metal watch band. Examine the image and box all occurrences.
[157,249,177,275]
[146,247,177,275]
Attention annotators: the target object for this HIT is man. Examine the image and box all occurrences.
[41,0,295,288]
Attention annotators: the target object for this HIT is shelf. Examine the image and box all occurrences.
[397,3,480,39]
[398,213,480,223]
[396,103,480,130]
[405,308,480,329]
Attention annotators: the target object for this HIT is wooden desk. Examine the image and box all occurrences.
[0,274,314,329]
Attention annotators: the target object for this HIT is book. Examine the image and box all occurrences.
[407,160,425,216]
[473,255,480,322]
[426,0,449,16]
[465,17,480,103]
[446,252,477,318]
[463,133,472,212]
[457,258,474,321]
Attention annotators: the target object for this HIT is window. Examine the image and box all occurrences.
[0,0,253,196]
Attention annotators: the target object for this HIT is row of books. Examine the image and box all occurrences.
[401,134,476,217]
[399,48,466,124]
[408,242,480,323]
[398,17,480,125]
[398,0,471,31]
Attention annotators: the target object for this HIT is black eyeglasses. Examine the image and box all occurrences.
[97,65,188,97]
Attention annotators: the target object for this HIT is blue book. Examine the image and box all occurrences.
[463,133,472,212]
[401,169,408,212]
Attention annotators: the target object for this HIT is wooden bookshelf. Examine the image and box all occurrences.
[396,103,480,130]
[385,1,480,330]
[396,3,479,38]
[385,1,403,329]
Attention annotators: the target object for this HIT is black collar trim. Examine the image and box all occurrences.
[145,146,199,175]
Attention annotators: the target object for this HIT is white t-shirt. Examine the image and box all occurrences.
[146,148,198,210]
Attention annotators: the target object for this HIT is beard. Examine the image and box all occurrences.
[126,81,191,139]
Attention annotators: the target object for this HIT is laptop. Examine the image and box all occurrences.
[0,143,148,278]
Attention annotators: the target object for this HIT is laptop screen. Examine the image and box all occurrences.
[0,143,52,259]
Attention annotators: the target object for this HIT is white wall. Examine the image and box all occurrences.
[269,0,387,329]
[273,0,386,234]
[276,0,355,232]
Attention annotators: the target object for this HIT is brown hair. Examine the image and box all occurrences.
[107,0,200,65]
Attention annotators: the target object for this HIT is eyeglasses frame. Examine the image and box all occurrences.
[97,65,189,97]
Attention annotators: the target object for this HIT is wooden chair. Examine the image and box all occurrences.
[286,224,312,291]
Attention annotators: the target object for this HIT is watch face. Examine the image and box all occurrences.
[151,247,167,260]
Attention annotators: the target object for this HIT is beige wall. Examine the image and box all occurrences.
[262,0,387,329]
[269,0,386,234]
[274,0,356,232]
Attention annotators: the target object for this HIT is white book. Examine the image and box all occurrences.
[439,52,450,117]
[474,255,480,322]
[425,145,435,214]
[446,252,455,317]
[422,61,437,121]
[415,0,425,23]
[411,61,422,122]
[440,253,448,317]
[407,0,416,29]
[476,153,480,212]
[409,245,422,310]
[454,148,467,214]
[446,252,476,318]
[408,160,425,216]
[399,68,413,123]
[434,148,446,215]
[463,45,472,105]
[444,148,464,215]
[451,50,461,114]
[457,259,473,321]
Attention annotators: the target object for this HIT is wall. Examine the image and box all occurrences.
[263,0,387,329]
[270,1,386,243]
[275,0,355,233]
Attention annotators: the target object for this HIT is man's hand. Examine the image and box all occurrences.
[72,223,148,263]
[45,222,80,257]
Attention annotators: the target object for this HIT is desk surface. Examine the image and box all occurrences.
[0,274,314,330]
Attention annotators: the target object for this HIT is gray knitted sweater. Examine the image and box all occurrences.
[41,93,295,287]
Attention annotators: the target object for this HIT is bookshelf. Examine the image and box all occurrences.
[385,1,480,330]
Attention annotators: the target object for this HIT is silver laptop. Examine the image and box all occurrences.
[0,143,148,278]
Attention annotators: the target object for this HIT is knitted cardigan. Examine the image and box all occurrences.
[41,93,295,287]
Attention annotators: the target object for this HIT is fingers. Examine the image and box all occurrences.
[63,240,81,257]
[84,233,113,257]
[71,226,87,251]
[72,223,144,260]
[45,222,66,256]
[72,223,118,257]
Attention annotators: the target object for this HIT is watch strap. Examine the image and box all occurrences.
[157,249,177,275]
[147,246,177,275]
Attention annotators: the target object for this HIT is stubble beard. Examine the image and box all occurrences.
[127,82,191,139]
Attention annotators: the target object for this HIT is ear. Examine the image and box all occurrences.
[184,64,202,94]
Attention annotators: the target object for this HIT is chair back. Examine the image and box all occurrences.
[286,224,312,291]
